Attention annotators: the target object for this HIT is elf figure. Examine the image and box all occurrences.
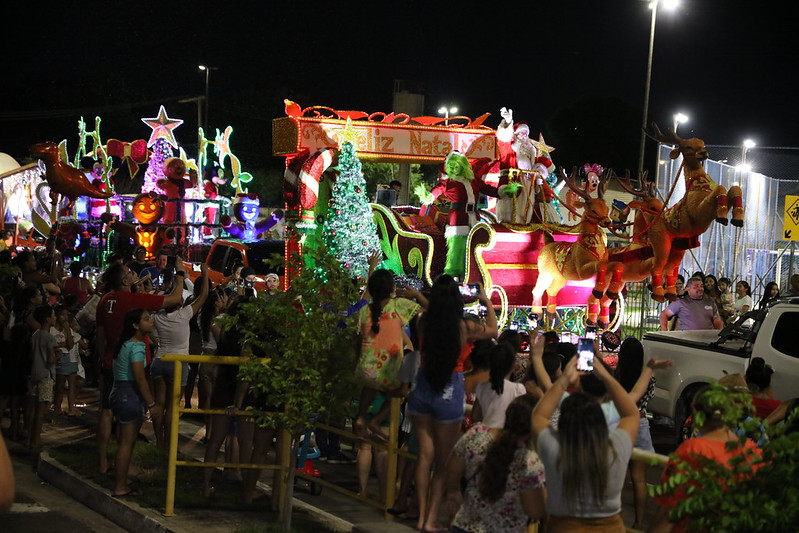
[416,151,517,280]
[220,193,284,241]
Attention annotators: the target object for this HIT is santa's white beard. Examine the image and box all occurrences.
[512,139,536,170]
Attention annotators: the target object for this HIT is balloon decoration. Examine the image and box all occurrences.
[29,141,113,209]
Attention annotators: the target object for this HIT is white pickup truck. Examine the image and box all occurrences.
[642,299,799,434]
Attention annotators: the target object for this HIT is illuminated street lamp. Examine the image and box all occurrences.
[738,138,756,172]
[438,105,458,125]
[198,64,218,135]
[638,0,681,174]
[673,112,689,134]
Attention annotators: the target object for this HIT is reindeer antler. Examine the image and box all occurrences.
[615,169,655,198]
[645,122,682,146]
[596,168,612,199]
[563,166,592,201]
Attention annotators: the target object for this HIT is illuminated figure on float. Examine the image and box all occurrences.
[564,163,603,223]
[494,107,559,224]
[202,166,227,236]
[105,192,174,260]
[417,151,515,280]
[220,193,284,241]
[157,157,197,224]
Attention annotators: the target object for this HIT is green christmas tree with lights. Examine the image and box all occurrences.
[323,141,381,279]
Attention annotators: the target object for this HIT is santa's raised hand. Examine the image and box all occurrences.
[500,107,513,125]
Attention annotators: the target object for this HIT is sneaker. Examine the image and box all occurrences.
[325,451,356,464]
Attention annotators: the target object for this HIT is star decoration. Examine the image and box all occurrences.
[535,134,555,158]
[141,105,183,148]
[331,117,362,147]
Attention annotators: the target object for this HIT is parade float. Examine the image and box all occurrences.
[0,106,283,277]
[272,100,625,332]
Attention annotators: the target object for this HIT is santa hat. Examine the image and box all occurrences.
[514,122,530,134]
[235,193,260,206]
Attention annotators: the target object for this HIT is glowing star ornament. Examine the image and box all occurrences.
[535,134,555,158]
[141,106,183,149]
[331,117,361,148]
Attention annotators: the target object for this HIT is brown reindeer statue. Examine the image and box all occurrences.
[532,168,624,326]
[637,124,744,301]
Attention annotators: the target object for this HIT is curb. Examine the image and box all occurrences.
[38,451,173,533]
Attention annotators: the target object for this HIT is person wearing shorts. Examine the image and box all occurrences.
[28,305,58,449]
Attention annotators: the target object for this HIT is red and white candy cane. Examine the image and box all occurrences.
[298,148,335,210]
[283,149,309,208]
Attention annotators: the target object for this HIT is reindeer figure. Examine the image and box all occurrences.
[641,124,744,301]
[532,168,623,326]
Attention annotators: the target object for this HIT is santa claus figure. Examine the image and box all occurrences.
[221,193,284,241]
[494,108,559,224]
[418,151,514,280]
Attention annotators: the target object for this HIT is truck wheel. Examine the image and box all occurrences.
[675,384,705,444]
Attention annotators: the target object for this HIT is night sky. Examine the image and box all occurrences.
[1,1,797,173]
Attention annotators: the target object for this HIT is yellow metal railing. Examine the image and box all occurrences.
[160,353,670,524]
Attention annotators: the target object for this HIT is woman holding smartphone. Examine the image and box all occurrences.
[531,355,639,532]
[407,275,498,533]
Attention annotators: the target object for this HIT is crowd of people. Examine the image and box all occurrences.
[0,240,280,504]
[3,238,799,528]
[659,270,793,332]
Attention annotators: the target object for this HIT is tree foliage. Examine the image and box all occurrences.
[650,381,799,532]
[221,245,361,432]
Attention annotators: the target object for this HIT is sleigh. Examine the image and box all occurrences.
[371,202,598,329]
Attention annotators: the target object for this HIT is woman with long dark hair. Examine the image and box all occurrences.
[532,355,639,532]
[758,281,780,309]
[471,342,527,428]
[109,308,161,497]
[353,268,425,439]
[407,274,498,533]
[446,394,545,533]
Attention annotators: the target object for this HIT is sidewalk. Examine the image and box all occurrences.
[7,386,675,532]
[5,387,415,533]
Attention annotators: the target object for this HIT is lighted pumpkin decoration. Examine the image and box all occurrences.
[107,192,174,260]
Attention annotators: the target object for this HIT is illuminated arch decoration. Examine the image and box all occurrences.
[273,100,498,163]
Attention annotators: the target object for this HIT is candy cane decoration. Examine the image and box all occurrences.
[298,148,335,210]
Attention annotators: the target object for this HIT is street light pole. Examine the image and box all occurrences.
[673,112,688,134]
[637,1,658,175]
[438,105,458,126]
[198,64,217,136]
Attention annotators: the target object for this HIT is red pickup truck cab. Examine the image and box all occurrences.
[184,238,284,293]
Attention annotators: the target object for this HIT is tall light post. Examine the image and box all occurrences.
[741,138,756,170]
[198,64,218,136]
[638,0,680,174]
[438,105,458,126]
[673,112,689,134]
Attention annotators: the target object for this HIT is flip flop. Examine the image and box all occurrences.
[112,488,142,498]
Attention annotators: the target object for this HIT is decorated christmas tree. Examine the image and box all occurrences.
[323,141,381,279]
[141,105,183,194]
[141,137,170,194]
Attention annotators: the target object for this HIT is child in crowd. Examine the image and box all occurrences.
[471,342,527,428]
[28,305,58,449]
[51,305,78,421]
[717,277,735,323]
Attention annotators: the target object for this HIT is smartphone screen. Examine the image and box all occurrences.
[528,313,539,330]
[459,284,472,297]
[560,331,572,343]
[577,337,594,372]
[192,263,202,272]
[467,283,479,296]
[585,325,597,340]
[509,321,519,331]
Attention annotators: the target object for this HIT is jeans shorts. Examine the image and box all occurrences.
[150,359,189,387]
[110,380,147,424]
[635,416,655,452]
[406,370,465,424]
[56,352,78,375]
[101,368,114,410]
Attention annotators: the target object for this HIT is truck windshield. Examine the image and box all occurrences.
[244,240,285,276]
